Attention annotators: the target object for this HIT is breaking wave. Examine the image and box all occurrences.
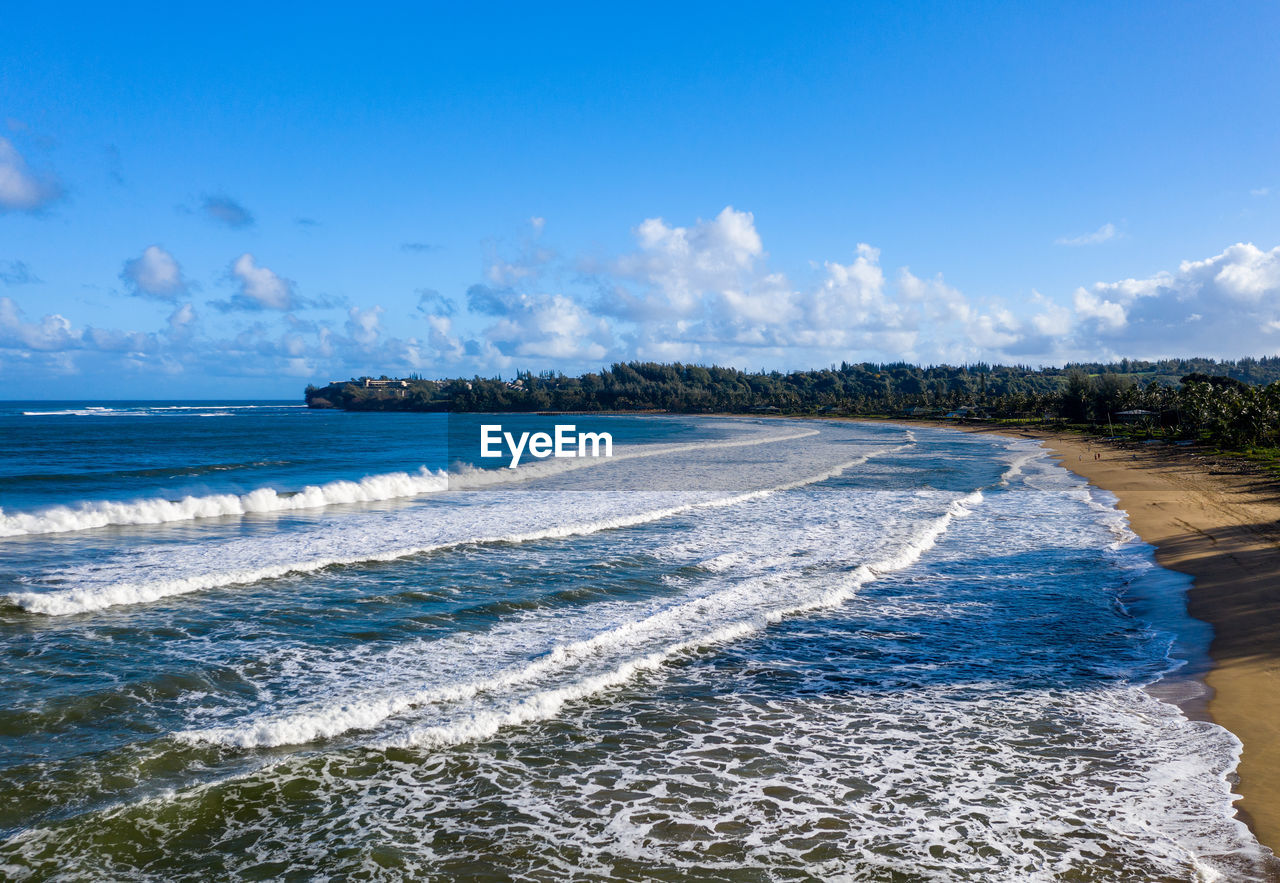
[5,445,905,616]
[0,428,825,539]
[181,488,983,749]
[0,468,450,538]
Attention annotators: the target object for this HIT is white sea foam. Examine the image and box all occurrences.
[2,422,1270,881]
[158,450,1276,877]
[997,446,1040,486]
[180,484,978,749]
[20,404,297,416]
[0,426,823,538]
[6,446,901,616]
[0,468,451,538]
[385,490,983,751]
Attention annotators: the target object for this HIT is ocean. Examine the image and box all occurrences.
[0,402,1272,881]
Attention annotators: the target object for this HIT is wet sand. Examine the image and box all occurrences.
[907,421,1280,855]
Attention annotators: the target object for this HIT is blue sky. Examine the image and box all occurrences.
[3,1,1279,398]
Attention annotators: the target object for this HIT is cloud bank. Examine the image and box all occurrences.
[3,207,1280,393]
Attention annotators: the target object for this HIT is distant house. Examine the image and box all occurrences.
[359,378,410,397]
[1116,409,1155,423]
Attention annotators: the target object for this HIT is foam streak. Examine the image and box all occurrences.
[7,445,908,617]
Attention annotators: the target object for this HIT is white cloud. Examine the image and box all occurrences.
[1181,242,1280,302]
[1027,291,1072,337]
[573,208,1045,366]
[486,253,551,286]
[421,313,465,361]
[167,303,196,338]
[11,204,1280,392]
[467,284,610,362]
[782,249,899,348]
[1065,242,1280,357]
[0,297,81,350]
[0,290,468,389]
[965,306,1023,349]
[121,246,189,300]
[594,211,1047,367]
[0,138,62,213]
[611,206,765,318]
[225,253,296,311]
[1072,286,1129,330]
[344,305,384,347]
[897,266,968,323]
[1055,222,1119,246]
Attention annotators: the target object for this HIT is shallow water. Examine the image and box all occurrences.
[0,404,1271,880]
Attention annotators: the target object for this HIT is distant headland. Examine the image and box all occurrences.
[307,357,1280,456]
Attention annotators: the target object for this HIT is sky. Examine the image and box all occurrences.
[2,1,1279,398]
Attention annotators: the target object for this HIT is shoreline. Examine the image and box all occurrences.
[886,419,1280,857]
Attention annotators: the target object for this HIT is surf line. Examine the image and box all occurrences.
[7,443,912,616]
[0,426,817,538]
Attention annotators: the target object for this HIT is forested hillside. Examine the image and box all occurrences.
[306,357,1280,449]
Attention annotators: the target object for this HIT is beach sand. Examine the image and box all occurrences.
[912,422,1280,855]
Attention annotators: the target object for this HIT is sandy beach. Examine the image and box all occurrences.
[909,421,1280,855]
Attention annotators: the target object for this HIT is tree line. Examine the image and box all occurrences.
[305,356,1280,450]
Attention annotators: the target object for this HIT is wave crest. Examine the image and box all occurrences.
[0,468,449,538]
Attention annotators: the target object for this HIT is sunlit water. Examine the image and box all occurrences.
[0,403,1272,881]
